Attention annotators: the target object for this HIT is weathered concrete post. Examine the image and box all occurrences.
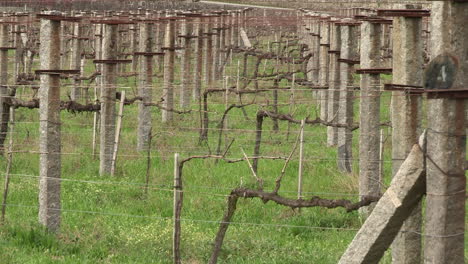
[336,20,360,173]
[155,11,164,73]
[424,2,467,263]
[130,22,138,73]
[358,20,385,217]
[385,8,426,264]
[60,20,68,69]
[94,20,103,79]
[92,20,103,159]
[13,15,25,82]
[326,19,341,147]
[302,15,312,81]
[203,16,214,87]
[70,19,83,101]
[38,15,62,232]
[225,11,232,49]
[137,21,154,151]
[179,16,193,109]
[23,15,33,76]
[228,12,234,47]
[311,15,320,89]
[212,14,221,81]
[233,11,240,47]
[304,14,313,81]
[193,16,204,100]
[318,15,330,121]
[99,22,118,175]
[162,17,176,123]
[338,135,427,264]
[381,23,392,68]
[0,24,10,154]
[219,12,227,78]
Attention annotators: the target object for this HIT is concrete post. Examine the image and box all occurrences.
[116,24,125,74]
[13,17,24,81]
[94,22,103,90]
[0,24,10,154]
[303,15,313,81]
[229,12,235,47]
[339,138,426,264]
[219,13,227,78]
[162,18,176,123]
[70,20,83,101]
[359,21,383,217]
[155,12,164,73]
[381,23,392,68]
[326,20,341,147]
[137,22,154,151]
[225,12,232,49]
[237,11,243,48]
[179,17,193,109]
[318,16,330,121]
[193,16,203,101]
[38,16,62,232]
[311,16,320,87]
[203,16,214,87]
[233,12,240,47]
[212,15,221,81]
[130,23,138,73]
[390,13,423,264]
[60,22,68,69]
[337,21,359,173]
[99,23,118,175]
[424,2,467,263]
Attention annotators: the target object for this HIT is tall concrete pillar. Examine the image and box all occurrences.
[327,20,341,147]
[0,24,10,154]
[60,21,68,69]
[99,23,118,175]
[318,16,330,121]
[304,15,313,81]
[424,2,467,263]
[339,138,426,264]
[212,15,221,81]
[70,19,83,101]
[179,17,193,109]
[193,16,204,101]
[162,18,176,123]
[137,22,154,151]
[203,16,214,87]
[219,13,227,77]
[94,22,103,93]
[155,12,164,73]
[38,16,62,232]
[13,16,25,82]
[130,23,138,73]
[389,10,424,264]
[233,12,240,47]
[225,12,232,49]
[358,20,383,217]
[311,16,320,86]
[337,20,359,173]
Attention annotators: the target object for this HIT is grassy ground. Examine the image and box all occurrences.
[0,51,466,264]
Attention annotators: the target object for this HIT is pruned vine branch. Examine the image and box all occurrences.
[209,188,380,264]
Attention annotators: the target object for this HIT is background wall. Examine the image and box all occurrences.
[207,0,431,11]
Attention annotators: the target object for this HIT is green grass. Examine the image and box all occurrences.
[0,50,466,264]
